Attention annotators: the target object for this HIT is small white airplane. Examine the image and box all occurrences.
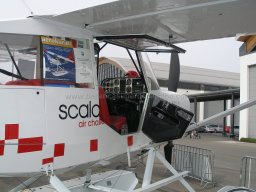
[43,49,74,76]
[0,0,256,191]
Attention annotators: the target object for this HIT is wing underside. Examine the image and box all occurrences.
[51,0,256,43]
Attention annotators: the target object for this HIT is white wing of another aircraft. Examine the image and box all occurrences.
[50,0,256,43]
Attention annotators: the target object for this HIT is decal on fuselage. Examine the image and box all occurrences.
[57,99,103,128]
[59,101,99,120]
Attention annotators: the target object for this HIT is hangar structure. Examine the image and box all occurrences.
[99,57,240,130]
[239,35,256,139]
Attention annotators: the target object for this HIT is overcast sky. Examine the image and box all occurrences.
[1,0,242,73]
[177,37,242,73]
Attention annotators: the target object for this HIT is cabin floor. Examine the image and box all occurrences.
[0,133,252,192]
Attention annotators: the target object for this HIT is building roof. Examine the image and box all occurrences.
[111,57,240,88]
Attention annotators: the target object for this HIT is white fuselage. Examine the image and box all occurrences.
[0,85,150,176]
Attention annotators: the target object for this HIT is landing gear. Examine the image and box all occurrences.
[136,147,195,192]
[18,147,195,192]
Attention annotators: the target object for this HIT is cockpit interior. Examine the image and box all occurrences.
[95,35,182,135]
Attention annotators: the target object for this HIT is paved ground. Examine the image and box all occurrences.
[173,133,256,191]
[1,133,256,191]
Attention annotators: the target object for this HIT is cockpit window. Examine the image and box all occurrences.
[96,34,185,92]
[0,34,39,85]
[98,57,126,84]
[42,36,95,88]
[0,34,96,88]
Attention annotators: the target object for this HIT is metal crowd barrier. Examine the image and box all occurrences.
[240,156,256,189]
[172,144,215,187]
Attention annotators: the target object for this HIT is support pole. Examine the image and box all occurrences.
[194,98,197,122]
[127,147,131,168]
[142,148,155,187]
[230,93,235,138]
[199,85,205,122]
[223,99,227,136]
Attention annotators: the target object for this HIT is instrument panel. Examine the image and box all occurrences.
[101,77,146,98]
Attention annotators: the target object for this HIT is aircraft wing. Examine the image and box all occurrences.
[51,0,256,43]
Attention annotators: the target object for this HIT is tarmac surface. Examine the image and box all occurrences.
[172,133,256,191]
[1,133,256,191]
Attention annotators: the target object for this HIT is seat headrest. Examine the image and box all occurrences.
[126,70,139,78]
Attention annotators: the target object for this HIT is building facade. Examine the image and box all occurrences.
[238,36,256,139]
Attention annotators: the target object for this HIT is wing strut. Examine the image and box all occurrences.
[187,98,256,133]
[4,43,23,78]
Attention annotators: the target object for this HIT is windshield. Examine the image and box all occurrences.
[140,52,160,90]
[95,35,185,92]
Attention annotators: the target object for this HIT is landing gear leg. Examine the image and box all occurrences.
[45,164,71,192]
[134,147,196,192]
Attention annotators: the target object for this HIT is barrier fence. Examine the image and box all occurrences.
[240,156,256,189]
[172,144,215,187]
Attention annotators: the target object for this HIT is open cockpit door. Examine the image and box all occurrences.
[96,34,185,53]
[141,93,193,143]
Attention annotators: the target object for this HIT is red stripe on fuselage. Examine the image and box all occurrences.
[0,140,4,156]
[18,137,43,153]
[42,157,54,165]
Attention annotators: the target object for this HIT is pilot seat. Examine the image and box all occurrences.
[98,86,128,133]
